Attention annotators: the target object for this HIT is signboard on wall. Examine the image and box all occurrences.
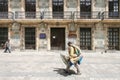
[39,33,46,39]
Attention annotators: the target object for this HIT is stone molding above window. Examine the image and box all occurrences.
[38,0,49,8]
[66,0,78,8]
[94,0,106,7]
[10,0,21,8]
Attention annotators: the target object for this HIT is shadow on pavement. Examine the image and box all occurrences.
[53,68,76,76]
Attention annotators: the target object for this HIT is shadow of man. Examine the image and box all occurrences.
[53,68,76,76]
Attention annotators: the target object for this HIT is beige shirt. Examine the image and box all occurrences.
[68,46,78,60]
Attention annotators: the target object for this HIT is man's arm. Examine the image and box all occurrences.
[72,44,82,55]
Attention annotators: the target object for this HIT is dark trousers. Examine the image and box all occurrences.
[4,47,11,53]
[66,62,80,74]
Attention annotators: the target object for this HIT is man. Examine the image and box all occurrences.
[4,39,11,53]
[65,42,83,75]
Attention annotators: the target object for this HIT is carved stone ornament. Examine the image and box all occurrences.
[39,22,48,32]
[38,0,49,8]
[68,22,77,32]
[12,22,21,31]
[10,0,21,8]
[66,0,78,8]
[94,0,106,7]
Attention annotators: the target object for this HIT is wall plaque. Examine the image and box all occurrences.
[38,0,49,8]
[10,0,21,8]
[66,0,77,8]
[94,0,106,7]
[40,33,46,39]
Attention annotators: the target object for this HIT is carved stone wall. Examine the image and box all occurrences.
[37,0,49,8]
[94,0,106,7]
[66,0,78,8]
[93,0,107,12]
[10,0,21,9]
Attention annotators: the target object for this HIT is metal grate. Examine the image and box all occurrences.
[80,28,91,50]
[109,0,119,18]
[52,0,64,18]
[108,28,119,50]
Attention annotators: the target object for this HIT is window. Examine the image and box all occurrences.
[0,0,8,18]
[80,0,91,12]
[109,0,119,18]
[52,0,64,18]
[108,28,119,50]
[80,0,91,18]
[25,0,36,18]
[0,0,8,12]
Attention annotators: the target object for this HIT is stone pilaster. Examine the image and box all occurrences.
[91,26,95,50]
[20,25,24,50]
[10,22,21,51]
[36,26,39,50]
[104,24,108,51]
[94,22,106,51]
[39,23,48,50]
[76,24,80,47]
[119,28,120,50]
[47,25,50,50]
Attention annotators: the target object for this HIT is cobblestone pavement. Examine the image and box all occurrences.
[0,50,120,80]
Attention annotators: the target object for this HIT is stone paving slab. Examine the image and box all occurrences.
[0,50,120,80]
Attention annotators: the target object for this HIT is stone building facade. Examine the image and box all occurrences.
[0,0,120,51]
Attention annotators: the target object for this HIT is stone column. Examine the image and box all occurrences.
[20,26,25,50]
[8,0,11,12]
[49,0,52,19]
[103,25,108,52]
[21,25,25,50]
[36,26,39,50]
[76,24,80,47]
[47,25,50,50]
[21,0,25,19]
[8,24,11,40]
[91,27,95,50]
